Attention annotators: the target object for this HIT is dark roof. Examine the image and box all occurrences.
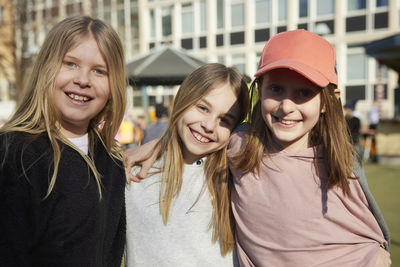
[364,33,400,73]
[126,46,207,86]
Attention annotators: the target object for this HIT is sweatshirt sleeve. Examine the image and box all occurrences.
[354,157,391,251]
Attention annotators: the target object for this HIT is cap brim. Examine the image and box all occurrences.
[255,59,332,88]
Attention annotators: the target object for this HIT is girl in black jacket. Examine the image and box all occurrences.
[0,15,126,267]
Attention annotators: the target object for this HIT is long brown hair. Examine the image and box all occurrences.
[151,63,249,255]
[0,16,126,198]
[233,78,357,195]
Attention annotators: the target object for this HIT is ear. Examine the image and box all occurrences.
[334,87,341,99]
[321,105,326,113]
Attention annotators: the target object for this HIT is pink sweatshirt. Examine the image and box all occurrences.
[228,131,386,267]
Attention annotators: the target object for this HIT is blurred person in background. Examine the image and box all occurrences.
[142,103,169,144]
[344,103,361,155]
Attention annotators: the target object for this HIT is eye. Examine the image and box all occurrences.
[197,104,208,113]
[298,88,314,98]
[269,85,282,94]
[64,61,77,68]
[93,69,107,75]
[220,117,230,125]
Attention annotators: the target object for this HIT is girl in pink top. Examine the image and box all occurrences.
[229,29,391,266]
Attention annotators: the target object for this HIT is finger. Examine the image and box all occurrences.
[130,174,142,183]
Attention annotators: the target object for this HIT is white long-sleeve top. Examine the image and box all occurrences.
[125,158,237,267]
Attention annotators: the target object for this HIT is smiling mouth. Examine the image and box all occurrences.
[192,130,212,143]
[274,116,299,125]
[67,93,91,102]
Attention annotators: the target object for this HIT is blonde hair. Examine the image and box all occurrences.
[0,16,126,198]
[233,78,357,195]
[152,63,249,255]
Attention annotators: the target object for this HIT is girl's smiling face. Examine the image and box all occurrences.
[177,82,240,164]
[53,35,110,138]
[259,68,323,151]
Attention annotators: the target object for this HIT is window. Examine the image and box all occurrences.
[346,85,366,103]
[348,0,366,11]
[347,53,367,80]
[231,31,245,45]
[231,3,244,27]
[317,0,334,16]
[181,3,194,34]
[162,7,172,37]
[199,36,207,48]
[117,9,125,40]
[131,6,139,39]
[299,0,308,18]
[255,28,270,42]
[374,12,388,29]
[232,54,246,74]
[376,0,388,7]
[216,34,224,46]
[278,0,287,20]
[181,38,193,49]
[150,10,155,38]
[217,0,224,29]
[346,15,366,32]
[256,0,270,24]
[200,0,207,31]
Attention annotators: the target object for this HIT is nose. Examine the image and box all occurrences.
[74,70,91,88]
[279,98,296,114]
[200,116,217,133]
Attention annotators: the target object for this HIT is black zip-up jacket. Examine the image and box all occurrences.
[0,132,126,267]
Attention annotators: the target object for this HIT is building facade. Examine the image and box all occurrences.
[5,0,400,120]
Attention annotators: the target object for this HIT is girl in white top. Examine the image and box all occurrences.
[125,63,249,266]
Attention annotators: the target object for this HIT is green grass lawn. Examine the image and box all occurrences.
[365,163,400,267]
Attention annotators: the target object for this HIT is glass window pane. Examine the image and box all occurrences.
[181,5,193,34]
[256,0,270,24]
[162,7,172,37]
[278,0,287,20]
[131,7,139,39]
[118,9,125,40]
[348,0,366,11]
[200,0,207,31]
[232,54,245,74]
[231,3,244,27]
[299,0,308,18]
[317,0,334,15]
[376,0,388,7]
[347,54,367,80]
[217,0,224,29]
[150,9,155,38]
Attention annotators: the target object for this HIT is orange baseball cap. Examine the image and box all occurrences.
[255,29,338,88]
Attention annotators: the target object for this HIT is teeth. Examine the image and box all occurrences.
[192,131,211,143]
[68,93,89,102]
[281,119,296,125]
